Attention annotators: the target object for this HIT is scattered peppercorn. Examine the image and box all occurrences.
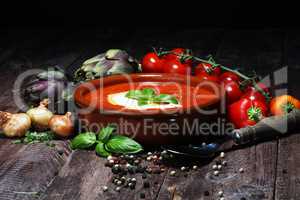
[57,149,64,155]
[218,190,224,197]
[140,193,146,199]
[216,160,222,165]
[220,152,225,158]
[213,170,219,176]
[131,178,137,183]
[204,191,210,196]
[116,180,122,186]
[142,174,147,179]
[239,168,244,173]
[102,186,108,192]
[170,170,176,176]
[143,181,150,188]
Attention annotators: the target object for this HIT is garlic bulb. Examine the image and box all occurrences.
[0,111,31,137]
[27,99,53,130]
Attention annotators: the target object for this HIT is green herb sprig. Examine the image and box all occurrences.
[13,131,55,147]
[70,126,143,157]
[125,88,179,106]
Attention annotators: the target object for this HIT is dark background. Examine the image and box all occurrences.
[1,1,299,28]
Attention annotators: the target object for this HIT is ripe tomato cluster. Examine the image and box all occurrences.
[193,61,271,129]
[141,48,192,75]
[141,48,299,129]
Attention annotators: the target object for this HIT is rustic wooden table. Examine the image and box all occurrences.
[0,28,299,200]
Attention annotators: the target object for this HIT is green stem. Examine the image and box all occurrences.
[161,50,271,101]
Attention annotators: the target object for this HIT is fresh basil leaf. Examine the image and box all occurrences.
[95,142,111,157]
[153,94,179,104]
[98,126,115,143]
[71,132,97,150]
[105,135,143,154]
[142,88,155,97]
[165,98,179,104]
[138,99,150,106]
[125,90,143,99]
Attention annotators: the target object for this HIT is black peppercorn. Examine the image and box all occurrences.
[143,181,150,188]
[136,166,146,173]
[140,193,146,199]
[204,191,210,196]
[112,165,121,174]
[142,174,147,179]
[57,149,64,155]
[128,166,137,174]
[129,182,136,190]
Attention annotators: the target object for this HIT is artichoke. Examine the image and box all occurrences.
[22,66,69,110]
[73,49,140,82]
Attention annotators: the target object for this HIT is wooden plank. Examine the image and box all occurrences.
[274,31,300,200]
[41,29,224,200]
[156,30,284,200]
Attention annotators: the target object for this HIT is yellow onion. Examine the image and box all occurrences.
[49,112,74,137]
[0,111,31,137]
[27,99,53,130]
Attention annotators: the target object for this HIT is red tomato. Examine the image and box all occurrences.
[164,48,193,65]
[228,97,268,128]
[195,63,221,76]
[196,71,220,82]
[141,52,164,73]
[223,81,243,104]
[163,59,191,75]
[220,72,240,83]
[243,83,270,103]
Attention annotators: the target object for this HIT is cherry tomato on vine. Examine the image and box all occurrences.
[223,81,243,104]
[163,59,191,75]
[243,83,270,103]
[164,48,193,65]
[228,97,268,128]
[196,71,220,83]
[141,52,164,73]
[195,63,221,77]
[220,72,240,83]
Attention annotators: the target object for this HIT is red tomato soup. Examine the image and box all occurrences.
[82,81,218,113]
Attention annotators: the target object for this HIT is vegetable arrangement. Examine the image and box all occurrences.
[0,99,74,139]
[1,47,299,160]
[140,48,300,128]
[71,126,143,157]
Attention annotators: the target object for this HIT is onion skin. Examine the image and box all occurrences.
[26,99,53,130]
[0,112,31,137]
[49,112,74,137]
